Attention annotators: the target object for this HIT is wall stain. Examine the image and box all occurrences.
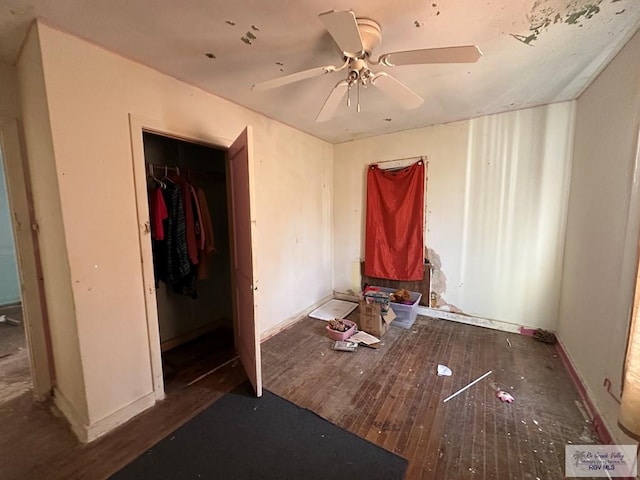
[427,247,446,306]
[427,247,465,313]
[511,0,605,46]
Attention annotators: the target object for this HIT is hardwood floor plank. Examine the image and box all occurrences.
[1,312,603,480]
[263,313,602,480]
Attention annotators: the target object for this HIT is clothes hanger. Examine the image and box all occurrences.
[147,164,161,188]
[149,164,166,189]
[162,165,175,184]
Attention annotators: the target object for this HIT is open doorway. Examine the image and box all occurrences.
[0,140,32,402]
[142,132,236,394]
[130,117,262,400]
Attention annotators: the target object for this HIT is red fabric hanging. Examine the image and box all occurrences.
[365,161,424,281]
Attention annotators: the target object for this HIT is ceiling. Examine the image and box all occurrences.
[0,0,639,143]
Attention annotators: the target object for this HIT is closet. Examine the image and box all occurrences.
[143,131,235,388]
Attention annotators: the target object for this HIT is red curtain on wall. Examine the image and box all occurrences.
[364,161,424,281]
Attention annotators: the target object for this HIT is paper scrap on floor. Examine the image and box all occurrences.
[350,331,380,347]
[309,299,358,321]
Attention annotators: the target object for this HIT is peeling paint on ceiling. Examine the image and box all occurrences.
[511,0,610,45]
[0,0,638,143]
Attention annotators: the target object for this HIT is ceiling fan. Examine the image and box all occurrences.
[252,10,482,122]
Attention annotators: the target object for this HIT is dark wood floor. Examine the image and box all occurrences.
[0,314,599,479]
[262,313,600,480]
[0,330,242,480]
[0,304,32,403]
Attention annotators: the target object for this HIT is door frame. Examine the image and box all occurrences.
[129,114,253,399]
[0,116,53,400]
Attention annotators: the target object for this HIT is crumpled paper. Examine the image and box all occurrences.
[496,390,514,403]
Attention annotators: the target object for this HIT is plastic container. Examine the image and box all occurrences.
[370,286,422,329]
[362,288,391,313]
[326,319,357,341]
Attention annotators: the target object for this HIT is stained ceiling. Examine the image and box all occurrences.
[0,0,639,143]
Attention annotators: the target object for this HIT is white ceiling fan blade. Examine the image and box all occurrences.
[252,65,337,92]
[316,80,349,122]
[378,45,482,66]
[319,10,364,57]
[371,72,423,110]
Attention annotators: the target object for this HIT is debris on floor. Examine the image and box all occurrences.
[489,379,515,403]
[0,315,20,326]
[437,364,452,376]
[350,331,381,348]
[497,390,515,403]
[331,340,358,352]
[326,319,356,341]
[443,370,492,403]
[533,328,557,344]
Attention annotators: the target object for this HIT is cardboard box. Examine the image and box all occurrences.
[358,301,396,337]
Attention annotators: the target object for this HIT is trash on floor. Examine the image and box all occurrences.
[437,364,452,376]
[496,390,515,403]
[358,300,396,337]
[443,370,492,403]
[331,340,358,352]
[326,319,356,341]
[0,314,20,326]
[350,330,381,348]
[533,328,557,345]
[363,286,421,329]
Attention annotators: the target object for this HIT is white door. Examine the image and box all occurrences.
[228,127,262,397]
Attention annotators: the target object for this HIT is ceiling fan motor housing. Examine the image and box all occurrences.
[355,18,381,57]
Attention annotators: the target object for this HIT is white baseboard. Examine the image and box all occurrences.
[84,392,156,442]
[261,291,525,341]
[260,293,335,341]
[417,306,522,334]
[53,387,89,442]
[333,291,360,303]
[54,387,156,443]
[333,292,526,334]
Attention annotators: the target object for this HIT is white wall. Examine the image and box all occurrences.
[18,22,333,439]
[334,103,574,329]
[17,25,89,422]
[558,30,640,444]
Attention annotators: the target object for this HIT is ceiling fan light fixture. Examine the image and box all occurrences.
[253,10,482,122]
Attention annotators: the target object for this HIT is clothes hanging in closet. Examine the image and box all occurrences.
[195,185,217,280]
[148,187,168,240]
[147,169,216,297]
